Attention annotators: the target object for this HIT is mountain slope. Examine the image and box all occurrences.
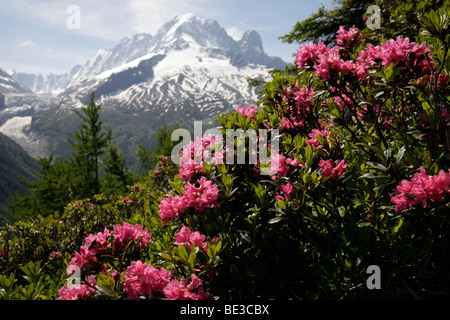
[4,14,289,170]
[0,68,32,95]
[0,132,38,221]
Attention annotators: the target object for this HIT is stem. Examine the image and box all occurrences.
[391,88,421,167]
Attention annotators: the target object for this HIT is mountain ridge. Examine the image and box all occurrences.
[2,14,289,170]
[10,14,287,94]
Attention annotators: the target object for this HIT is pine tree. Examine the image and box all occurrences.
[9,154,72,219]
[68,93,111,199]
[101,142,132,195]
[137,123,181,172]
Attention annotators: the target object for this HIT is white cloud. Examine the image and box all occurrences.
[3,0,217,41]
[14,40,37,48]
[126,0,217,35]
[225,26,244,41]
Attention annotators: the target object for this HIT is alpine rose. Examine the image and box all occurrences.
[390,167,450,212]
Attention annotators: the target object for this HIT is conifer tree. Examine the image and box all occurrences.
[9,154,72,219]
[138,123,181,172]
[101,142,132,195]
[68,93,111,199]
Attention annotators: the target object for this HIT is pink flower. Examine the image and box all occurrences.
[112,222,153,253]
[123,197,132,204]
[182,176,220,213]
[58,275,97,300]
[178,158,204,182]
[69,227,111,271]
[296,41,330,69]
[336,26,362,48]
[314,48,358,80]
[178,134,224,181]
[174,225,208,252]
[306,128,329,148]
[279,183,297,200]
[159,194,187,225]
[153,165,164,176]
[283,81,315,108]
[163,274,210,300]
[123,260,172,300]
[51,251,62,259]
[359,37,434,75]
[279,116,304,131]
[269,153,290,179]
[286,157,303,168]
[391,167,450,212]
[67,223,153,273]
[319,159,347,180]
[236,104,257,121]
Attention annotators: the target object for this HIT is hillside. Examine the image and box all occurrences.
[0,132,38,222]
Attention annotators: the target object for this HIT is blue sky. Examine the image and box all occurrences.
[0,0,334,75]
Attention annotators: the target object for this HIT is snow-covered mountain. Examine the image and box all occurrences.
[56,14,287,113]
[7,67,81,94]
[3,14,289,168]
[0,68,32,95]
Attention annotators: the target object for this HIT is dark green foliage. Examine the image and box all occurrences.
[280,0,372,45]
[280,0,449,47]
[101,143,133,195]
[0,133,38,223]
[69,93,112,198]
[9,155,73,220]
[137,123,181,172]
[9,93,133,219]
[1,3,449,302]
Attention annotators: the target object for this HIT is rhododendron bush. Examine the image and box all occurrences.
[0,8,449,300]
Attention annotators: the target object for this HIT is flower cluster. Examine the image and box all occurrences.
[296,41,330,69]
[276,183,297,200]
[279,81,315,131]
[68,223,152,273]
[255,153,302,179]
[59,222,211,300]
[123,260,171,300]
[158,194,187,225]
[179,134,224,181]
[359,37,434,75]
[319,159,347,180]
[112,223,153,253]
[306,128,330,149]
[297,27,435,82]
[164,274,211,300]
[58,275,98,300]
[182,176,220,213]
[336,25,362,48]
[390,167,450,212]
[174,225,210,252]
[236,104,257,121]
[159,176,220,224]
[122,260,210,300]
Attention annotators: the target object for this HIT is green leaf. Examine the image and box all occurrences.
[268,216,288,224]
[393,218,404,233]
[396,146,406,166]
[188,249,197,269]
[177,245,189,262]
[366,161,388,171]
[359,173,390,179]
